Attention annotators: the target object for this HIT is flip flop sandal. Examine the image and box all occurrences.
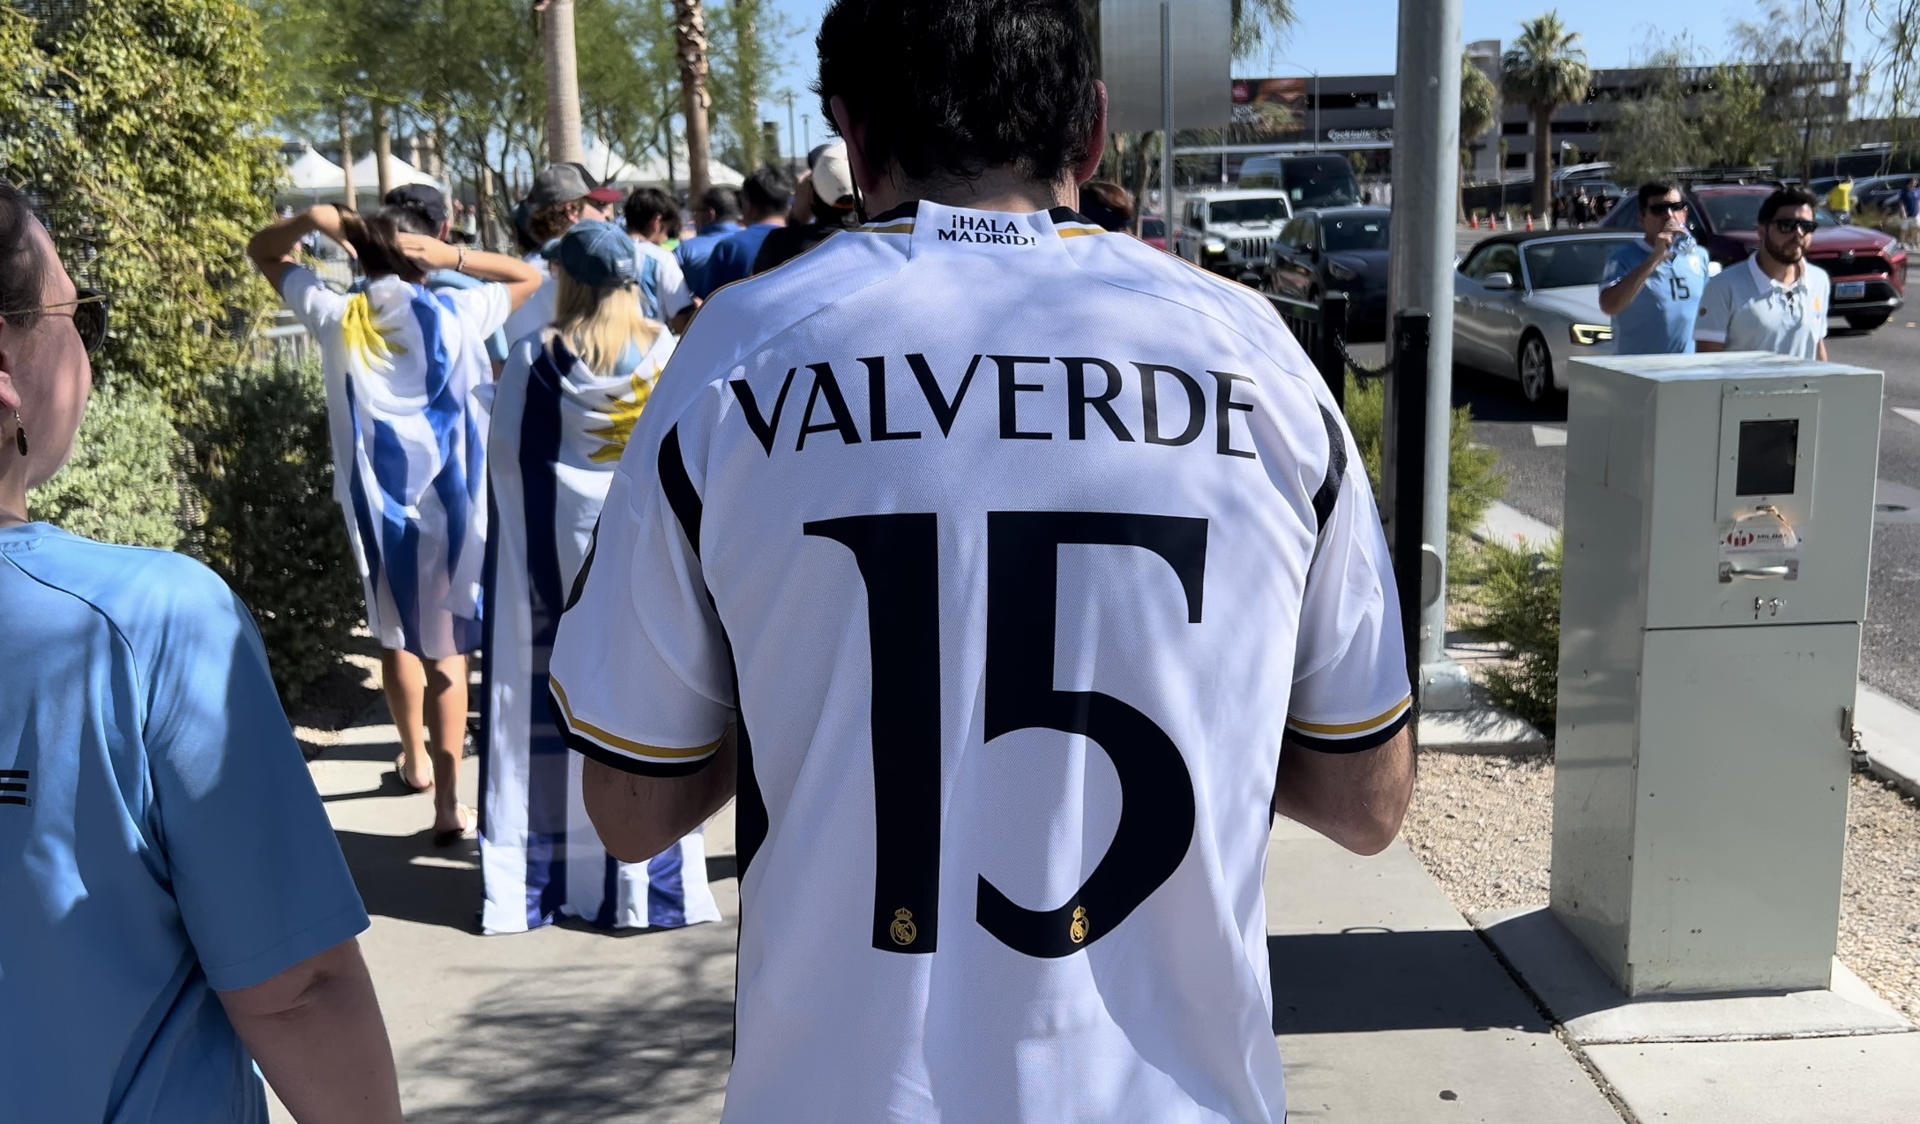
[432,805,475,849]
[393,753,434,794]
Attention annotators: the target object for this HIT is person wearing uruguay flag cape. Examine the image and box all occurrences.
[249,205,544,845]
[475,220,720,934]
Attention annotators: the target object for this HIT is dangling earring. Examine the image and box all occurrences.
[11,411,25,457]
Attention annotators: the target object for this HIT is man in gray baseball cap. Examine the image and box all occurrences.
[505,164,625,346]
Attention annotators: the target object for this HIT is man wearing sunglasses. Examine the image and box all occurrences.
[1598,183,1711,355]
[1696,188,1831,362]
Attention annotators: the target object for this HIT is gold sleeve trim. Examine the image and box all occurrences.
[549,676,722,760]
[1287,695,1414,737]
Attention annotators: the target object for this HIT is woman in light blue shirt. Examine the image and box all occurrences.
[0,181,403,1121]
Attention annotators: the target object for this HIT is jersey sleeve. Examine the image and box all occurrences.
[650,248,695,319]
[138,561,368,992]
[1600,244,1636,288]
[548,410,737,776]
[278,265,349,334]
[1695,269,1736,344]
[1285,409,1414,753]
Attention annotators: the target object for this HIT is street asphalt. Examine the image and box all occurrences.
[1348,229,1920,711]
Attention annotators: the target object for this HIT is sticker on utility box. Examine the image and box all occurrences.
[1718,511,1800,583]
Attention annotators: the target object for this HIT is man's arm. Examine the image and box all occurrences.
[217,938,403,1124]
[1597,240,1668,316]
[247,205,349,292]
[583,729,738,863]
[1274,728,1416,855]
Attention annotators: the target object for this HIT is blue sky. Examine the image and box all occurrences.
[755,0,1878,154]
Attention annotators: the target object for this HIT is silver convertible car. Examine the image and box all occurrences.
[1453,231,1717,404]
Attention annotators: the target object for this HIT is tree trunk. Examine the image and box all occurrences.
[373,102,393,198]
[542,0,585,164]
[478,162,497,252]
[675,0,713,203]
[1532,105,1552,219]
[338,105,356,206]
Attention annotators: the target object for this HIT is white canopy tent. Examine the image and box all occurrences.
[284,147,347,192]
[580,136,745,192]
[348,151,445,199]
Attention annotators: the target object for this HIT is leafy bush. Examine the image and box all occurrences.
[29,380,183,550]
[184,358,360,705]
[2,0,280,419]
[1473,537,1563,734]
[1341,373,1506,540]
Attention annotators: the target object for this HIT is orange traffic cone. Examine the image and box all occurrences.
[1525,213,1535,232]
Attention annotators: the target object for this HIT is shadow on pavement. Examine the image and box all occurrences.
[1269,929,1549,1035]
[335,828,483,933]
[401,959,735,1124]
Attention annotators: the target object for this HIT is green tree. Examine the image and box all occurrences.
[1459,55,1498,220]
[710,0,772,171]
[3,0,281,419]
[577,0,678,182]
[1604,50,1702,184]
[1502,12,1590,219]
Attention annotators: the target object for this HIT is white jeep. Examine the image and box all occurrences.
[1173,190,1295,280]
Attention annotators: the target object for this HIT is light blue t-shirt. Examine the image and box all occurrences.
[0,525,369,1122]
[675,220,743,298]
[1601,237,1711,355]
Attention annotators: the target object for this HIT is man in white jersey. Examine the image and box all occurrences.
[547,2,1415,1120]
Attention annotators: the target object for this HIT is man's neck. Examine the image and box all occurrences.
[1757,248,1801,285]
[865,167,1080,217]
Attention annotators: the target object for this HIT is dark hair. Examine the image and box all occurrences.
[742,166,794,215]
[699,185,741,222]
[624,187,678,237]
[340,209,426,284]
[1637,182,1680,210]
[815,0,1100,185]
[0,180,45,324]
[1759,188,1820,226]
[528,200,578,245]
[1079,181,1136,232]
[382,202,440,238]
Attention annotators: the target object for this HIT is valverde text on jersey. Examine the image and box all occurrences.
[729,353,1259,459]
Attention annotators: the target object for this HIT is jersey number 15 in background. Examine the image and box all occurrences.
[805,511,1207,960]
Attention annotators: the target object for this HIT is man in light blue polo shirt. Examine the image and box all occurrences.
[1598,182,1711,354]
[1697,187,1831,361]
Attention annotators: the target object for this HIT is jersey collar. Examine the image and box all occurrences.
[1747,252,1807,293]
[860,201,1108,259]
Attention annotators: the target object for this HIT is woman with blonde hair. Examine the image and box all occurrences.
[477,220,719,934]
[248,205,543,844]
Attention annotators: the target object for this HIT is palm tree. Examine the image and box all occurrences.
[536,0,584,164]
[1459,56,1498,221]
[1501,12,1590,220]
[675,0,713,202]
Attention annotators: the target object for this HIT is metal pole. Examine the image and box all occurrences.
[1313,72,1321,151]
[787,91,797,168]
[1161,2,1176,239]
[1386,0,1468,708]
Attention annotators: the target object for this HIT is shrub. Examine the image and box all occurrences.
[1474,536,1563,734]
[29,380,183,550]
[1341,373,1506,541]
[184,358,360,705]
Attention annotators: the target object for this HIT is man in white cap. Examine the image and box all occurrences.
[751,143,860,275]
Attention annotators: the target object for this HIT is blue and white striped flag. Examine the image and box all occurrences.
[330,277,498,658]
[476,327,721,935]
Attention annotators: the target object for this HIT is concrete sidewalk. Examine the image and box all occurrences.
[286,701,1916,1123]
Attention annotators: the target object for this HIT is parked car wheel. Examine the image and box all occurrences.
[1517,332,1555,405]
[1846,312,1893,332]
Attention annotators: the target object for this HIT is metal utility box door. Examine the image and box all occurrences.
[1551,352,1883,997]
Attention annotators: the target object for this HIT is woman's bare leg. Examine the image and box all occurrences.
[380,649,432,791]
[423,654,470,832]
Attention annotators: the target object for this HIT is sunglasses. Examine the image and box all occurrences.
[0,288,112,354]
[1770,218,1819,236]
[1647,201,1688,216]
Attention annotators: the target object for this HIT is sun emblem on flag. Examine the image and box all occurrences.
[586,367,656,464]
[1069,905,1090,945]
[341,294,407,369]
[890,908,918,946]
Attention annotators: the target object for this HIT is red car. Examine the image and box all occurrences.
[1600,184,1907,331]
[1140,214,1168,251]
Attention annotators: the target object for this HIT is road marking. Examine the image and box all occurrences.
[1531,425,1568,447]
[1895,407,1920,431]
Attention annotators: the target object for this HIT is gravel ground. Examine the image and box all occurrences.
[1402,753,1920,1024]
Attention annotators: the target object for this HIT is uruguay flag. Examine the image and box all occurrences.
[332,277,498,658]
[476,327,721,935]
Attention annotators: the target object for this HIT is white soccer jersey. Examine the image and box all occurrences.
[548,201,1410,1123]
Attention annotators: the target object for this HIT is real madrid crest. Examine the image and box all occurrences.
[1069,905,1090,945]
[889,908,918,947]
